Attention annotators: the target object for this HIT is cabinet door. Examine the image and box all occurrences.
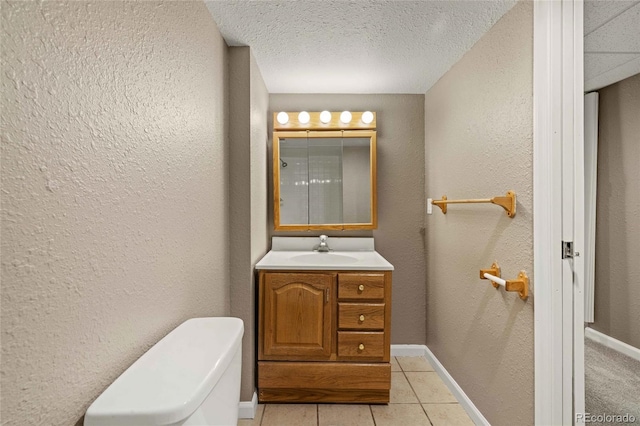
[262,273,335,359]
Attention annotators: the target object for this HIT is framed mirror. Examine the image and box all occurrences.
[273,130,377,231]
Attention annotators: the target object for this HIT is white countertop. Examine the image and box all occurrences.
[255,237,394,271]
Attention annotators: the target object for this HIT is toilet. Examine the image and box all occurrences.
[84,317,244,426]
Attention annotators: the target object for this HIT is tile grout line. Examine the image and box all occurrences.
[402,359,460,404]
[400,360,422,404]
[422,402,459,404]
[369,403,377,426]
[400,356,463,425]
[400,356,435,425]
[258,403,265,426]
[419,401,435,426]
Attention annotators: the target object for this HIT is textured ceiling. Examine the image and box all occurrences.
[584,0,640,91]
[205,0,640,94]
[205,0,517,94]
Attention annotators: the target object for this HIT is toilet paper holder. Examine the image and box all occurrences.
[480,262,529,300]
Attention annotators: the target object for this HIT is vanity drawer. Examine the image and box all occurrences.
[338,303,385,330]
[338,332,385,359]
[338,273,385,300]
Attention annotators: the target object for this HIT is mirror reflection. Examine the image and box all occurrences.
[274,131,376,230]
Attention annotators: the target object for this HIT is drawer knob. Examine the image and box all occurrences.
[358,343,365,351]
[359,314,365,322]
[358,284,365,291]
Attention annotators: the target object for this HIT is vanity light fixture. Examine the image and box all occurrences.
[273,111,375,130]
[320,110,332,123]
[298,111,310,124]
[277,112,289,125]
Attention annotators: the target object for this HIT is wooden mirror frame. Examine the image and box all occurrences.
[273,129,377,231]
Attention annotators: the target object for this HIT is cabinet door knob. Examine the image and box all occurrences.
[359,314,365,322]
[358,343,365,351]
[358,284,365,291]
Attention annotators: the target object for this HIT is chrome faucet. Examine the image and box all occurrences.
[314,235,331,252]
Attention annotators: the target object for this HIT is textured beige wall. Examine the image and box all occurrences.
[269,94,426,344]
[1,2,230,424]
[424,2,533,425]
[592,73,640,349]
[228,47,270,401]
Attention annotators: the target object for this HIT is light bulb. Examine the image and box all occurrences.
[362,111,374,124]
[320,110,332,123]
[340,111,352,123]
[277,112,289,125]
[298,111,310,124]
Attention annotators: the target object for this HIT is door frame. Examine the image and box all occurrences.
[533,0,585,424]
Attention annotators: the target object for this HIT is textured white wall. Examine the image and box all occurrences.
[269,94,427,344]
[592,73,640,349]
[424,2,533,425]
[1,2,230,424]
[228,46,270,401]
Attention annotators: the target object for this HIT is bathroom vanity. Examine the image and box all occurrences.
[256,238,393,403]
[258,113,392,403]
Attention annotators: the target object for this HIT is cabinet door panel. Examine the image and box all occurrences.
[263,273,335,359]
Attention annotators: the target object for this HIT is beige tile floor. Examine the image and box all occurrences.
[239,356,475,426]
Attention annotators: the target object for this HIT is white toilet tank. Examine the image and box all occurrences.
[85,317,244,426]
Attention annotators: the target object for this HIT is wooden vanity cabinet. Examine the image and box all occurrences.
[260,272,335,360]
[258,270,392,403]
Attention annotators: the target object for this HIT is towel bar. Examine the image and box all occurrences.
[432,191,516,217]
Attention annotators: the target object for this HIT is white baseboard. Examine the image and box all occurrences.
[391,344,489,426]
[391,344,429,357]
[585,327,640,362]
[238,391,257,419]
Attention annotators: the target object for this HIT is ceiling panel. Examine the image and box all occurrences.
[585,3,640,52]
[584,0,638,35]
[585,52,640,80]
[584,1,640,89]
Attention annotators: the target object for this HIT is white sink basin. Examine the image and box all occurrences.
[255,248,394,271]
[290,253,359,265]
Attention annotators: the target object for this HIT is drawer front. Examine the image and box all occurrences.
[338,273,385,300]
[337,332,385,359]
[338,303,385,330]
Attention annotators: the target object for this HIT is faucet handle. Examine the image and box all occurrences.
[315,235,330,252]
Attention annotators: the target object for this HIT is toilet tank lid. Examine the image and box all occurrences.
[85,317,244,426]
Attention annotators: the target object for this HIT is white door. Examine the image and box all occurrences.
[561,0,586,422]
[533,0,585,423]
